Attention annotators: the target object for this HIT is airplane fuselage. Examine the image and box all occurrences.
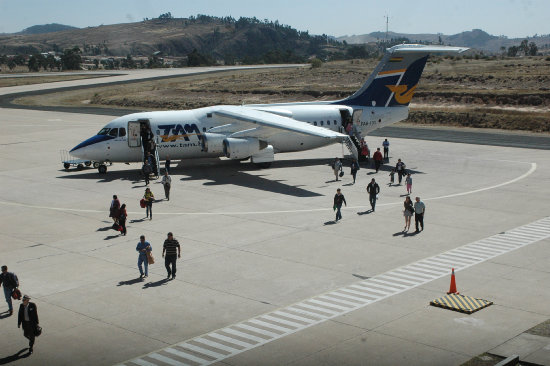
[71,103,407,163]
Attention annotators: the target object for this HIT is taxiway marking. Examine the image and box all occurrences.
[116,216,550,366]
[0,163,537,216]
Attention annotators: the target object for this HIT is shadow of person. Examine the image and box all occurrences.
[0,311,12,320]
[117,278,144,286]
[399,194,410,197]
[96,226,112,232]
[0,348,31,364]
[129,218,146,223]
[393,231,406,237]
[104,235,120,241]
[404,231,420,237]
[143,278,169,289]
[357,210,372,215]
[323,220,337,225]
[342,183,354,186]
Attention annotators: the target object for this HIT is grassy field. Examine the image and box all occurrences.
[13,56,550,132]
[0,73,108,87]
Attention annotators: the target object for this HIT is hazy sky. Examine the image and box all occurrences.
[0,0,548,38]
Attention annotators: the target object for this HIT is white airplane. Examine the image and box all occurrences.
[69,44,467,174]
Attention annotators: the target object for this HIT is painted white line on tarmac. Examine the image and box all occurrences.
[0,163,537,216]
[116,216,550,366]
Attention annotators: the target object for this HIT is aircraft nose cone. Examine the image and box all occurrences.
[70,135,111,154]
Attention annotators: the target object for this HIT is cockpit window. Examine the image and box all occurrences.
[97,128,110,135]
[119,128,126,137]
[108,128,119,137]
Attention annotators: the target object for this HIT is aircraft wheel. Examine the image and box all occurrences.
[98,165,107,174]
[77,164,84,170]
[93,162,100,168]
[84,161,92,167]
[63,163,71,170]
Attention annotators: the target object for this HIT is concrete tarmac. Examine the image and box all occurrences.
[1,105,550,365]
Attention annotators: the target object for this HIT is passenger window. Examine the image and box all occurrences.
[108,128,118,137]
[119,128,126,137]
[314,121,317,126]
[320,121,324,126]
[327,121,330,125]
[203,127,206,132]
[334,120,337,124]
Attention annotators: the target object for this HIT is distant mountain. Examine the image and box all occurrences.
[338,29,550,53]
[18,23,79,35]
[0,16,335,62]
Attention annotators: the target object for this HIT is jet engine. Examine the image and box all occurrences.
[200,133,226,154]
[223,138,267,160]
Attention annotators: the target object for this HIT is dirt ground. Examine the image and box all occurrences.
[12,56,550,132]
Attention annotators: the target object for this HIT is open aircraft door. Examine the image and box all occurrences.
[128,121,141,147]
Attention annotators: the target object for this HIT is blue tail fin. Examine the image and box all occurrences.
[335,44,467,108]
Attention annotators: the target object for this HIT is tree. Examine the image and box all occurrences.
[507,46,519,57]
[528,42,538,56]
[187,49,213,66]
[519,39,529,55]
[347,45,369,59]
[61,47,82,70]
[27,54,45,72]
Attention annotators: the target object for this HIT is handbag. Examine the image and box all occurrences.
[35,325,42,337]
[11,288,21,300]
[339,171,344,177]
[140,199,146,208]
[146,250,155,265]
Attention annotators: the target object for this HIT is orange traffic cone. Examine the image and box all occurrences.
[447,268,459,294]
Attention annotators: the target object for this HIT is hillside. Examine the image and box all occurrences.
[338,29,550,53]
[0,16,334,61]
[18,23,79,35]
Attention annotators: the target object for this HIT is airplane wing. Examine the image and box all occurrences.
[212,106,347,140]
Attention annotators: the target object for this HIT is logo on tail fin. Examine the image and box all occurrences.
[385,85,417,105]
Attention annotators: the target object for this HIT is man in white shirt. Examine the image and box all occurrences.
[414,197,426,232]
[161,171,172,201]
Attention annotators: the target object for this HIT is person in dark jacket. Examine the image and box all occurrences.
[18,295,39,354]
[350,159,359,184]
[142,161,152,185]
[109,195,120,225]
[1,265,19,315]
[366,178,380,212]
[118,204,127,236]
[333,188,347,221]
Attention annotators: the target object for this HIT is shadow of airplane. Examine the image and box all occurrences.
[57,158,331,198]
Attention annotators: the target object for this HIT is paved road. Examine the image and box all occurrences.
[370,126,550,150]
[1,67,549,149]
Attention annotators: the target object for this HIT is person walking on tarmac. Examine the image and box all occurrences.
[18,295,39,354]
[350,159,360,184]
[143,188,154,220]
[161,171,172,201]
[332,158,343,181]
[142,161,152,185]
[382,138,390,160]
[162,232,180,280]
[333,188,347,221]
[0,265,19,316]
[373,148,383,173]
[118,204,127,236]
[395,159,406,184]
[366,178,380,212]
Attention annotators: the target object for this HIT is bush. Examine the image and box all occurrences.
[310,58,322,68]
